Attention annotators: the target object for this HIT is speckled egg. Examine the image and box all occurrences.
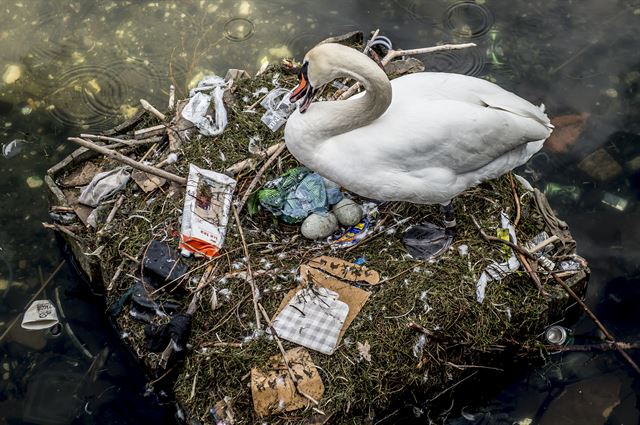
[301,212,339,240]
[332,198,363,226]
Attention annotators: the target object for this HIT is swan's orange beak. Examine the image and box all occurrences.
[290,62,315,113]
[290,72,308,103]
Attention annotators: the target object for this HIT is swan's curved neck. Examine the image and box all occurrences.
[306,56,392,138]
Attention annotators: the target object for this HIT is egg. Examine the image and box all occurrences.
[332,198,363,226]
[301,212,338,240]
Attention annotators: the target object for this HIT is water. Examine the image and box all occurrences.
[1,0,639,423]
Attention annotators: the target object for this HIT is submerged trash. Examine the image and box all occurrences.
[544,325,573,345]
[577,148,622,181]
[251,347,324,416]
[544,182,581,203]
[258,167,342,224]
[21,300,59,330]
[601,192,629,211]
[182,75,229,136]
[180,164,236,258]
[2,139,25,158]
[78,167,130,207]
[403,223,453,260]
[544,113,590,153]
[26,175,44,189]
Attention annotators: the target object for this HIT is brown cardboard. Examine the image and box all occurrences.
[308,255,380,285]
[251,347,324,417]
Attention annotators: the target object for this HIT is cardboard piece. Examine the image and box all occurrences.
[577,148,622,181]
[251,347,324,417]
[274,265,370,344]
[308,256,380,285]
[132,169,166,193]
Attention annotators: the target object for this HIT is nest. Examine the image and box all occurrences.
[46,61,588,424]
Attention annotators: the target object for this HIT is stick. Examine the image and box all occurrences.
[97,194,125,236]
[508,173,521,226]
[226,142,285,175]
[168,85,175,110]
[0,260,65,343]
[67,137,186,185]
[236,143,286,213]
[339,43,476,100]
[542,341,640,352]
[470,214,547,295]
[42,222,85,243]
[140,99,166,121]
[107,259,126,291]
[257,303,321,408]
[232,206,261,330]
[528,236,560,255]
[134,124,166,139]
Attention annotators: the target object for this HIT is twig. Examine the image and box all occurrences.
[42,222,85,243]
[0,260,66,343]
[97,194,125,236]
[168,85,175,110]
[445,362,503,372]
[232,206,261,330]
[508,173,521,226]
[67,137,186,185]
[236,143,286,213]
[339,43,476,100]
[428,371,478,402]
[257,303,322,409]
[528,236,560,255]
[542,341,640,352]
[469,215,536,261]
[134,124,166,139]
[408,321,468,345]
[140,99,166,121]
[107,259,126,291]
[226,142,285,175]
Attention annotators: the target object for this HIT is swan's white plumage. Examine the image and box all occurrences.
[284,44,552,205]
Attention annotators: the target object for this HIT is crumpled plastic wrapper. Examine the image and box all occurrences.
[181,75,228,136]
[78,167,130,207]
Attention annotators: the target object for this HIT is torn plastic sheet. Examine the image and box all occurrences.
[475,212,520,303]
[182,75,228,136]
[78,167,130,207]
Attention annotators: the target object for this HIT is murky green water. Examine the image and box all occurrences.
[1,0,639,423]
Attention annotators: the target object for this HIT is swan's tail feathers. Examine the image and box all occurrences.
[539,103,546,113]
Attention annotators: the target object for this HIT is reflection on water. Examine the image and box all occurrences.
[1,0,639,423]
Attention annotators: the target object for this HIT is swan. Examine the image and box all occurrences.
[284,42,552,254]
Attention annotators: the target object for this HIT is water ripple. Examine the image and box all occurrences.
[425,47,487,77]
[443,1,494,39]
[223,18,255,42]
[47,65,128,129]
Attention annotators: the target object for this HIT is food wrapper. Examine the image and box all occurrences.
[180,164,236,258]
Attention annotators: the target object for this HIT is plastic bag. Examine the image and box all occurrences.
[182,75,228,136]
[78,167,130,207]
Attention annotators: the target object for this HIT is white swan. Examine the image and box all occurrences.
[284,43,552,211]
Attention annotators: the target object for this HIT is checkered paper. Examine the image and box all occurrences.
[272,287,349,355]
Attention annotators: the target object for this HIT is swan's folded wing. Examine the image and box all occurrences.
[365,99,550,175]
[391,72,552,128]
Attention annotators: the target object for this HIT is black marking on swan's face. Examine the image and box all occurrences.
[290,61,317,113]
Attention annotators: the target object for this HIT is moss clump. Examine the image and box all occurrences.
[53,65,583,424]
